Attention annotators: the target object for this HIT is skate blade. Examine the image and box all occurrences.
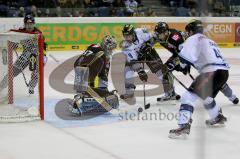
[156,100,178,105]
[206,123,226,128]
[168,133,188,139]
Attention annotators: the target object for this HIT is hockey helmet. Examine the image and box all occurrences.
[154,22,169,34]
[24,14,35,24]
[24,14,35,31]
[154,22,169,40]
[122,24,136,42]
[185,19,204,35]
[101,35,117,52]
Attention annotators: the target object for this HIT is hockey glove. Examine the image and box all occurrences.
[178,63,191,75]
[138,69,148,82]
[165,57,180,71]
[138,41,153,60]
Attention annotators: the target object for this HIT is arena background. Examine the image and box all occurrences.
[1,17,240,50]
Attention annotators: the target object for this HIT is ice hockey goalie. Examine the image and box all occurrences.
[68,35,119,116]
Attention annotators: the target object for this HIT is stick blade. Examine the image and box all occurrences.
[144,103,150,109]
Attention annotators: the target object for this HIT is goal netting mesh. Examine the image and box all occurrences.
[0,31,44,122]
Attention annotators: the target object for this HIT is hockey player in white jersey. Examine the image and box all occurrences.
[169,20,230,138]
[120,24,180,101]
[154,21,238,104]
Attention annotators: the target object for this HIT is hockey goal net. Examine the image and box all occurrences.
[0,31,44,122]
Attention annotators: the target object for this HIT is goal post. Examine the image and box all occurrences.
[0,31,44,122]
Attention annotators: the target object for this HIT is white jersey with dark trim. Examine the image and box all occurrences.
[179,33,229,73]
[122,28,152,62]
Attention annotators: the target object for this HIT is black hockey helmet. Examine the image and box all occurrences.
[24,13,35,24]
[122,24,136,42]
[154,22,169,34]
[122,24,135,36]
[185,19,204,34]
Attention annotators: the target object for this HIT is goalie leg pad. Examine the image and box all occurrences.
[13,51,31,77]
[105,94,119,109]
[68,95,108,115]
[29,70,39,92]
[69,92,119,115]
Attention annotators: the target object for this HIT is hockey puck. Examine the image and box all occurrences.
[138,107,143,112]
[157,97,161,102]
[176,95,181,100]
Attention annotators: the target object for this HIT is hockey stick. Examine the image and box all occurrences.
[49,54,60,63]
[13,50,29,87]
[86,86,113,112]
[137,55,151,112]
[170,73,188,91]
[188,73,195,80]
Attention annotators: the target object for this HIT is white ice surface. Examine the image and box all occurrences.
[1,48,240,159]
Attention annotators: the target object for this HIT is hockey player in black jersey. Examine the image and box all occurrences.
[154,21,239,105]
[68,35,119,116]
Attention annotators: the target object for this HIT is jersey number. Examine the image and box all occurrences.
[213,48,222,59]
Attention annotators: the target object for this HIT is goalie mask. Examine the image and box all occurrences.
[24,14,35,32]
[101,35,117,56]
[122,24,136,43]
[154,22,169,41]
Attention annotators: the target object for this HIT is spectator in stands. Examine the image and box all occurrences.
[175,6,190,16]
[189,7,198,16]
[213,0,226,16]
[83,0,96,8]
[17,6,25,17]
[72,9,84,17]
[124,0,138,16]
[65,0,83,8]
[113,0,125,7]
[43,8,52,17]
[31,5,40,17]
[52,6,63,17]
[200,9,213,17]
[57,0,68,7]
[146,7,156,16]
[0,1,8,17]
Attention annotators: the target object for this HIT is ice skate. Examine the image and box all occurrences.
[205,110,227,126]
[169,119,192,139]
[157,91,181,102]
[233,98,239,105]
[229,95,239,105]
